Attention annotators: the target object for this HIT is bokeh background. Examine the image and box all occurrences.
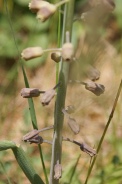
[1,0,122,183]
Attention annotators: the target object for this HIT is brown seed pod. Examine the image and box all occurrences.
[51,52,61,63]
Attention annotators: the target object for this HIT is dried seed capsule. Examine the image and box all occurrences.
[54,160,62,180]
[85,81,105,96]
[51,52,61,63]
[29,0,43,13]
[36,1,56,22]
[22,129,43,144]
[21,88,40,98]
[67,117,80,134]
[62,43,74,62]
[80,143,96,157]
[21,47,44,61]
[41,89,56,106]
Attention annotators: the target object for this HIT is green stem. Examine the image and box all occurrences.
[49,1,75,184]
[84,80,122,184]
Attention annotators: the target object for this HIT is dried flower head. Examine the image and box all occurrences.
[36,1,56,22]
[65,105,76,114]
[21,47,44,61]
[80,142,96,157]
[41,89,56,106]
[51,52,61,63]
[29,0,43,12]
[87,66,100,81]
[85,81,105,96]
[21,88,41,98]
[54,160,62,180]
[62,43,74,62]
[67,117,80,134]
[22,129,43,144]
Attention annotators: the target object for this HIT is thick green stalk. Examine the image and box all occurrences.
[49,1,75,184]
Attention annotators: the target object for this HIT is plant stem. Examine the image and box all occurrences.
[84,79,122,184]
[49,1,75,184]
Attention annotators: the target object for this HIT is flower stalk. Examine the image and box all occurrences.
[49,0,75,183]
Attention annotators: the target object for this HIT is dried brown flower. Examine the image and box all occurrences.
[41,89,56,106]
[85,81,105,96]
[36,1,56,22]
[80,142,96,157]
[54,160,62,180]
[62,43,74,62]
[21,47,44,61]
[87,66,100,81]
[65,105,76,114]
[22,129,43,144]
[29,0,43,12]
[67,117,80,134]
[21,88,41,98]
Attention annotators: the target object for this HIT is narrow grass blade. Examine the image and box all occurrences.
[84,79,122,184]
[69,154,81,184]
[0,161,12,184]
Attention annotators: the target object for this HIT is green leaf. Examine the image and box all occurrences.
[0,141,16,151]
[12,146,44,184]
[0,141,45,183]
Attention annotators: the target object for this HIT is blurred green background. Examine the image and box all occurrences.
[1,0,122,183]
